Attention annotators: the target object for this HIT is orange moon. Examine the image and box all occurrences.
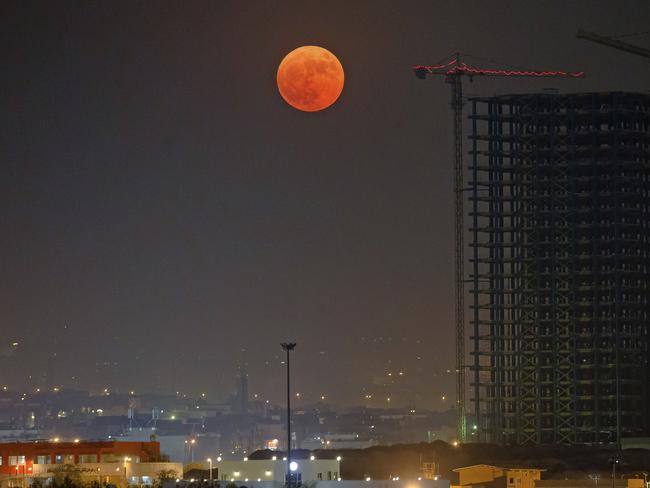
[277,46,344,112]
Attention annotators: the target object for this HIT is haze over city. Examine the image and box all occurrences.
[2,0,649,413]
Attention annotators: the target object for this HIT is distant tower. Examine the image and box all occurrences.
[469,92,650,445]
[45,351,57,391]
[237,370,249,414]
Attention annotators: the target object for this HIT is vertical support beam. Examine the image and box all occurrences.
[471,99,481,441]
[611,93,622,449]
[448,69,466,443]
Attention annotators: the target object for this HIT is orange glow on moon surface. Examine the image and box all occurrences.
[277,46,344,112]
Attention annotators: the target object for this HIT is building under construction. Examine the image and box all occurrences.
[469,91,650,445]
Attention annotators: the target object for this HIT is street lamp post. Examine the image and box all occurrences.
[281,342,296,488]
[207,458,213,481]
[185,439,196,463]
[123,457,131,486]
[612,457,619,488]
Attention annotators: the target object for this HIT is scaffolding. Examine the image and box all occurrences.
[469,92,650,445]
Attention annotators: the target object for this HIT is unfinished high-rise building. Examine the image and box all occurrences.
[469,92,650,445]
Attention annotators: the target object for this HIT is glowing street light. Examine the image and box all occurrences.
[207,458,212,481]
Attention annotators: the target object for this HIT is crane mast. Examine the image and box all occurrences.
[414,54,584,443]
[449,64,466,445]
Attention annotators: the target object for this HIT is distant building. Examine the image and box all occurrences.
[0,440,181,488]
[452,466,647,488]
[453,465,543,488]
[200,457,340,483]
[469,92,650,445]
[300,433,375,450]
[536,479,644,488]
[236,371,249,414]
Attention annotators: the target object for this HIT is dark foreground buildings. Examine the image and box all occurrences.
[469,92,650,445]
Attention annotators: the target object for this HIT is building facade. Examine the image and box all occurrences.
[453,465,543,488]
[469,92,650,444]
[200,458,341,483]
[0,440,181,488]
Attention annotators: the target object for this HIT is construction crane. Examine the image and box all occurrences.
[577,29,650,60]
[413,53,584,443]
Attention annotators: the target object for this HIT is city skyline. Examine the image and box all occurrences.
[2,1,650,409]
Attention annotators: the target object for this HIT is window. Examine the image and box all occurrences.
[317,473,323,480]
[0,456,3,466]
[55,455,64,464]
[328,471,332,480]
[9,456,26,466]
[79,455,98,464]
[35,456,51,464]
[510,478,514,484]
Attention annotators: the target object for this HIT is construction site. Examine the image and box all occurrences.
[469,91,650,445]
[416,31,650,445]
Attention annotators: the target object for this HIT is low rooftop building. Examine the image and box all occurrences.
[452,465,544,488]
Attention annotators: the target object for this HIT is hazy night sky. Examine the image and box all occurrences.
[1,1,650,408]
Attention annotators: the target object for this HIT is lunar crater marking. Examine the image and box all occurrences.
[277,46,344,112]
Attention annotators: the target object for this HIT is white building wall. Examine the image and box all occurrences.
[209,459,340,483]
[166,479,450,488]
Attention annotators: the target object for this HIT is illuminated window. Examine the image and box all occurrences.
[35,456,51,464]
[0,456,3,466]
[79,455,98,463]
[55,455,64,464]
[9,456,26,466]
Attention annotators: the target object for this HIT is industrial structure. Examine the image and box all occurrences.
[468,91,650,444]
[413,55,584,442]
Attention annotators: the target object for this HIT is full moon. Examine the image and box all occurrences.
[277,46,344,112]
